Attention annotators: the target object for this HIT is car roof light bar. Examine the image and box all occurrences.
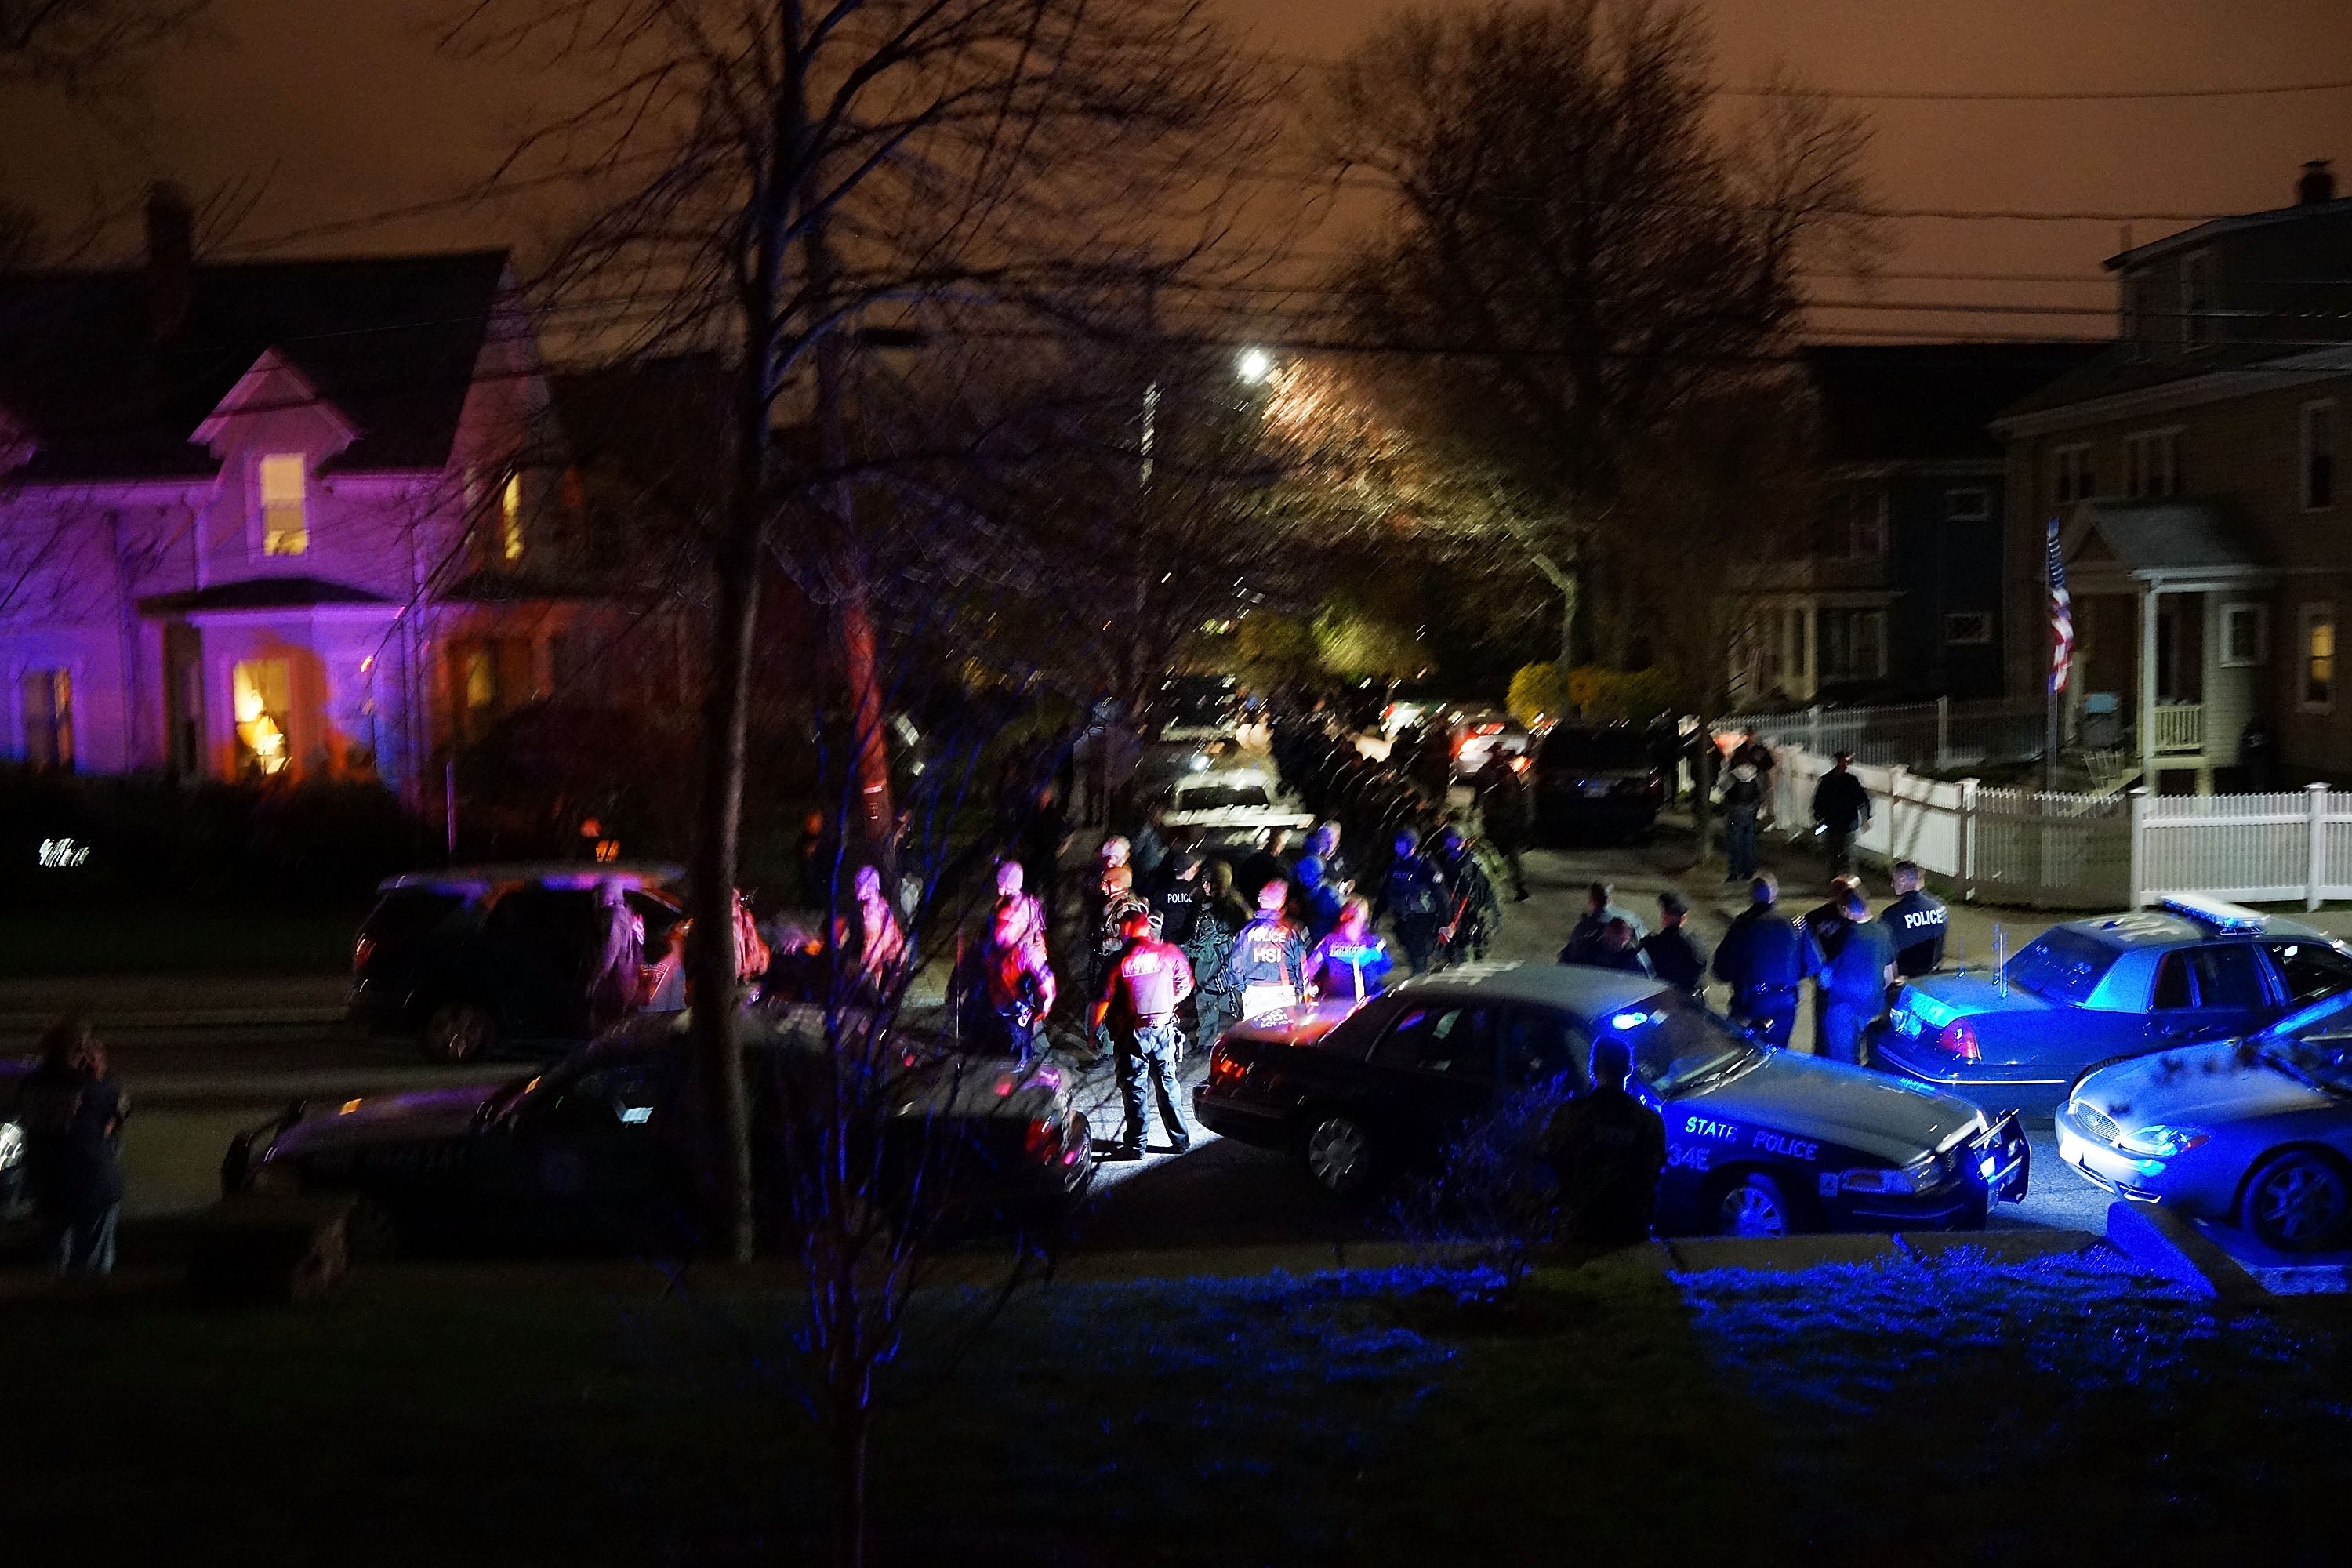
[2152,893,2267,935]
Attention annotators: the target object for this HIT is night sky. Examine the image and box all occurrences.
[2,0,2346,338]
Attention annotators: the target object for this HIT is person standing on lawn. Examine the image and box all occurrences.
[19,1018,128,1275]
[1093,903,1195,1159]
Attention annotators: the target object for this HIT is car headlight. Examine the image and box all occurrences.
[2118,1124,2209,1158]
[0,1119,23,1171]
[1841,1152,1948,1196]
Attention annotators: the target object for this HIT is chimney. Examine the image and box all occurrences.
[144,180,194,341]
[2298,158,2336,206]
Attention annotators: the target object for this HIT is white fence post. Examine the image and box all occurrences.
[1936,695,1951,771]
[1959,776,1977,902]
[1807,703,1822,758]
[2308,781,2328,913]
[2129,786,2151,909]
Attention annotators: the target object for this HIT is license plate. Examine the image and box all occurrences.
[1581,781,1612,797]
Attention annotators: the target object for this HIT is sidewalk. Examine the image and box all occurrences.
[0,973,350,1033]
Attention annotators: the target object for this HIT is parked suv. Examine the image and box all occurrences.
[349,864,688,1062]
[1531,724,1663,843]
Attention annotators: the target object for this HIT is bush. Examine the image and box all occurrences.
[1564,666,1677,723]
[1506,662,1570,728]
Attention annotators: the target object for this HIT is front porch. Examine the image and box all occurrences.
[2060,501,2274,795]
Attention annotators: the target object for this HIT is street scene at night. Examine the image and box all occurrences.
[4,0,2352,1563]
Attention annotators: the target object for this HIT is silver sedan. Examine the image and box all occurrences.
[2057,992,2352,1250]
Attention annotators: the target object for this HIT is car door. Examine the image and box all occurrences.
[1360,1003,1499,1160]
[2144,942,2276,1048]
[481,1056,679,1247]
[1498,1008,1592,1097]
[2263,938,2352,1014]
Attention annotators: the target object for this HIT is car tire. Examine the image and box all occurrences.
[1298,1109,1379,1198]
[2243,1149,2351,1253]
[422,1001,497,1064]
[1715,1170,1800,1238]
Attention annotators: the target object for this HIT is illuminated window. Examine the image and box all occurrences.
[2306,402,2338,512]
[21,669,72,771]
[232,659,292,776]
[499,472,524,563]
[260,453,307,556]
[2301,605,2336,713]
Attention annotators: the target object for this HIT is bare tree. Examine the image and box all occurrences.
[1312,0,1879,661]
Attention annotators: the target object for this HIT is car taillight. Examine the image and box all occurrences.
[352,935,375,976]
[1024,1118,1058,1160]
[1935,1018,1980,1062]
[1207,1044,1247,1087]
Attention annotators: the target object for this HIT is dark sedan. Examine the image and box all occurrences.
[1195,963,2027,1237]
[226,1007,1093,1253]
[1531,725,1663,843]
[1875,895,2352,1108]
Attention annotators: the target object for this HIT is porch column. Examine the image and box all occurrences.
[1802,604,1819,702]
[2140,584,2160,783]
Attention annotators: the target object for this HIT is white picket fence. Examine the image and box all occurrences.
[1761,745,2352,910]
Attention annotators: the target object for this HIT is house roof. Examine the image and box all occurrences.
[1997,338,2330,421]
[2103,193,2352,270]
[1798,342,2107,463]
[136,575,395,615]
[0,250,512,481]
[2066,499,2271,579]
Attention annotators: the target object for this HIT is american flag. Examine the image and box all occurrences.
[2047,516,2074,694]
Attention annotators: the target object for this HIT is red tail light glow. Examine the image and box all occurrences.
[1935,1018,1980,1062]
[352,936,374,976]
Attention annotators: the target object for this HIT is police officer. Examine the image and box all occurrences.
[1817,884,1895,1065]
[1092,903,1196,1159]
[1307,897,1394,1003]
[1710,873,1822,1048]
[1640,890,1708,995]
[1380,827,1450,975]
[1878,859,1948,978]
[1472,753,1530,901]
[1149,848,1207,949]
[1432,826,1499,964]
[1228,877,1309,1021]
[1810,751,1871,878]
[1545,1036,1667,1244]
[1802,874,1861,1057]
[1559,882,1646,967]
[1294,855,1345,943]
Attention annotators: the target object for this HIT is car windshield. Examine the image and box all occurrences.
[2002,927,2120,1004]
[2260,1032,2352,1092]
[1178,782,1272,811]
[1595,990,1755,1094]
[1540,730,1650,770]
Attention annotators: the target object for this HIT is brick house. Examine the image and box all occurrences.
[1731,341,2100,707]
[1994,160,2350,790]
[0,188,685,811]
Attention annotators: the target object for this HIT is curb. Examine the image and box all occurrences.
[2104,1200,2270,1305]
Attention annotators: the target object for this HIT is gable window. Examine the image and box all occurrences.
[499,472,525,564]
[1945,612,1992,645]
[259,453,308,556]
[1944,488,1992,522]
[2125,430,2182,499]
[2050,444,2096,506]
[2306,401,2338,512]
[2301,605,2336,713]
[2180,249,2216,348]
[21,669,72,771]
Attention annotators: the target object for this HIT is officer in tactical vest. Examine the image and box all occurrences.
[1710,873,1823,1048]
[1879,859,1949,978]
[1093,903,1196,1159]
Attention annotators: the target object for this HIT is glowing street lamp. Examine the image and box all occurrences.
[1236,347,1273,385]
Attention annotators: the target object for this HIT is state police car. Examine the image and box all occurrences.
[1876,895,2352,1108]
[1195,963,2028,1237]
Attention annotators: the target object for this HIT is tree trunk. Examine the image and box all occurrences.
[833,1400,871,1568]
[688,499,760,1264]
[812,237,894,857]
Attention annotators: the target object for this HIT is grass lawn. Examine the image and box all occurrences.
[0,900,365,976]
[0,1247,2343,1564]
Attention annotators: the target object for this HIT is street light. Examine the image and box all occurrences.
[1236,347,1272,385]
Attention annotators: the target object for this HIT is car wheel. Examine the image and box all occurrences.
[422,1001,496,1063]
[1299,1110,1378,1198]
[344,1198,404,1263]
[2244,1150,2350,1252]
[1716,1171,1797,1238]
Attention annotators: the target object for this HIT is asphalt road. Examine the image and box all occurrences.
[36,822,2105,1238]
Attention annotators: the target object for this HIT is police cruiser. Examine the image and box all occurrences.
[1875,895,2352,1109]
[1194,962,2027,1237]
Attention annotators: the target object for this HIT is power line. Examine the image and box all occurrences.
[1265,51,2352,103]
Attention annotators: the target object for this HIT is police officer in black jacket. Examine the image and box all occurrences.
[1640,890,1708,995]
[1878,859,1949,978]
[1709,873,1823,1048]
